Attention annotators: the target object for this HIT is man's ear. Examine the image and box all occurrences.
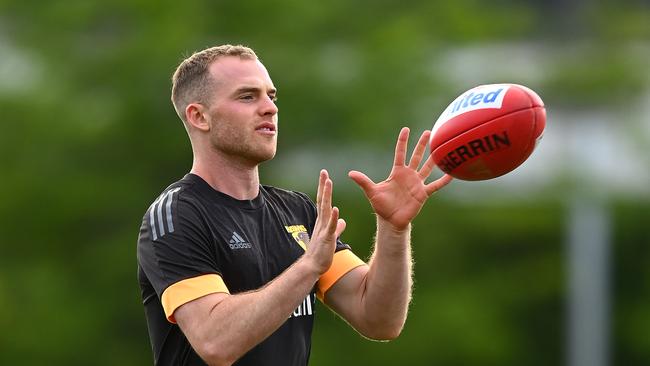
[185,103,210,132]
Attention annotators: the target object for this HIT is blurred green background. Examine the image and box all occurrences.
[1,0,648,365]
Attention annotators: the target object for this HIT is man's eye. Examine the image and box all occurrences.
[239,95,254,100]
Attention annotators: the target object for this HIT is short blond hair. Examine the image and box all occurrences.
[171,44,258,122]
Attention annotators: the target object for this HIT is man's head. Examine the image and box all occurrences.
[171,45,258,123]
[171,45,279,166]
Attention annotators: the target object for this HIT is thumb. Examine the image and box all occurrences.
[348,170,376,194]
[335,218,347,238]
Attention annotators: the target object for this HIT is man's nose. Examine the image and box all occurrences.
[260,95,278,115]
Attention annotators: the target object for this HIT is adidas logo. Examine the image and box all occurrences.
[228,231,252,249]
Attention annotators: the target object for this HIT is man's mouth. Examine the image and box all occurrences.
[256,122,277,134]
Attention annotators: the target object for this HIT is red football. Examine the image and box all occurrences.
[429,83,546,181]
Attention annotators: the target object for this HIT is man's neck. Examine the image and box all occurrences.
[190,153,261,201]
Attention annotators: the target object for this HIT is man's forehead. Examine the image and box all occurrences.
[208,57,274,89]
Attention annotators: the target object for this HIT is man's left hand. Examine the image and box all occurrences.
[348,127,452,231]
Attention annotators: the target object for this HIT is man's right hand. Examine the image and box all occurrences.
[303,169,347,275]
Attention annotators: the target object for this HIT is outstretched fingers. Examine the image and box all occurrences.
[309,173,345,273]
[319,177,333,219]
[348,170,377,197]
[418,154,437,179]
[319,180,346,239]
[335,216,347,238]
[327,207,346,237]
[314,170,334,237]
[424,174,453,196]
[393,127,410,167]
[316,169,327,207]
[408,130,432,169]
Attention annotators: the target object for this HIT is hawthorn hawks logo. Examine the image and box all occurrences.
[285,225,310,251]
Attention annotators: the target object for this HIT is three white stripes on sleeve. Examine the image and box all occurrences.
[149,187,181,241]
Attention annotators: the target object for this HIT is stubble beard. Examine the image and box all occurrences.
[211,132,277,167]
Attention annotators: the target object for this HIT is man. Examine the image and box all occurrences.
[137,44,452,366]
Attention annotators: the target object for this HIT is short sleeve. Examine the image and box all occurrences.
[316,249,365,300]
[137,190,229,322]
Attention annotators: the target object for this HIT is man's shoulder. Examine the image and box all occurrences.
[141,174,207,223]
[150,174,203,203]
[138,175,205,241]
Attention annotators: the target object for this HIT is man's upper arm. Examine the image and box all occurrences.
[174,291,230,334]
[316,248,368,327]
[320,262,369,322]
[315,249,366,300]
[161,273,230,323]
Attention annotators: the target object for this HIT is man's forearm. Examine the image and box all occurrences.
[360,218,413,339]
[179,257,320,365]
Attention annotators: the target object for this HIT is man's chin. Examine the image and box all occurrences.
[244,147,276,165]
[257,150,276,163]
[219,144,276,166]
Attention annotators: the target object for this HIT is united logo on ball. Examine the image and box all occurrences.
[429,83,546,181]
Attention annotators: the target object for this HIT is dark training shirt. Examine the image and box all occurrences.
[137,173,364,366]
